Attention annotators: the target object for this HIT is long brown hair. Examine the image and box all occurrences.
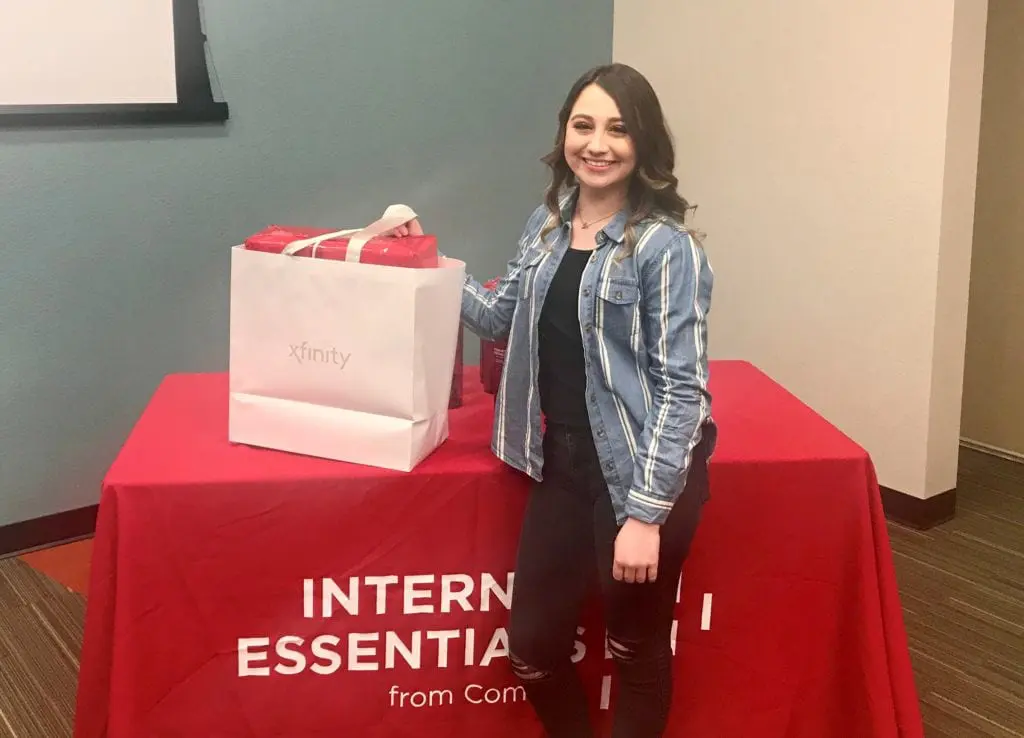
[541,63,700,252]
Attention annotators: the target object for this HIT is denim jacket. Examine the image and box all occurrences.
[460,189,716,526]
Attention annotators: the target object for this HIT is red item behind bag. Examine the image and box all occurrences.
[481,338,506,395]
[449,324,464,409]
[479,277,507,394]
[245,225,439,268]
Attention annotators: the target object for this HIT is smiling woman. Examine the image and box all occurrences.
[391,62,716,737]
[0,0,228,127]
[538,64,696,257]
[563,84,638,203]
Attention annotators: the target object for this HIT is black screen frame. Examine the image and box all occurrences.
[0,0,228,128]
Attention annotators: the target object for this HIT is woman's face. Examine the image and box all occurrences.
[563,83,637,196]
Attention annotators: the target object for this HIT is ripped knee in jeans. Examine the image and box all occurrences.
[509,652,552,682]
[607,634,644,664]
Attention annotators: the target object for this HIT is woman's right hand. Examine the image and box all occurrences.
[387,218,424,238]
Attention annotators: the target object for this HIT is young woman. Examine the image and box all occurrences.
[393,63,715,738]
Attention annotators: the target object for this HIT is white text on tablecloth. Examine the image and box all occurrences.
[235,572,713,711]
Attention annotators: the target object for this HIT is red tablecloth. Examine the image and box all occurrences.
[74,361,924,738]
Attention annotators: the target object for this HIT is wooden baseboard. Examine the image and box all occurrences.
[0,505,98,558]
[960,437,1024,464]
[880,486,956,530]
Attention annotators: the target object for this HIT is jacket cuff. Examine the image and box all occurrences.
[624,489,674,526]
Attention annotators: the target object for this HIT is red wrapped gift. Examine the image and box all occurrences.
[244,204,438,268]
[245,225,438,268]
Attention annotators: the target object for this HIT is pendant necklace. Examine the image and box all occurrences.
[577,209,618,229]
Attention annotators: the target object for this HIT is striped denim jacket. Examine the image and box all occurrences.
[460,190,716,526]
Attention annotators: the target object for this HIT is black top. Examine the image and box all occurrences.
[538,248,591,427]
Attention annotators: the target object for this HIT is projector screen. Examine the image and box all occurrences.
[0,0,228,127]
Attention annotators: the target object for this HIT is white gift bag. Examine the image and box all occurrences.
[227,204,467,471]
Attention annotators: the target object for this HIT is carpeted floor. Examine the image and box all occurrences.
[891,448,1024,737]
[0,447,1022,737]
[0,557,84,738]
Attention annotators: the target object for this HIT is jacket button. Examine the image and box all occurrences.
[597,429,606,438]
[583,288,591,297]
[615,290,622,299]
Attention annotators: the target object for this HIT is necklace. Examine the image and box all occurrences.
[576,208,618,229]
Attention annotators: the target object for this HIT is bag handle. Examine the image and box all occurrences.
[280,203,419,261]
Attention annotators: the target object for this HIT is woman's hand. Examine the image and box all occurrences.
[613,518,661,583]
[386,218,424,238]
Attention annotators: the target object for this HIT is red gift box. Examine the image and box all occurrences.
[244,225,439,268]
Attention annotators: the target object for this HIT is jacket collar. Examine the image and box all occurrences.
[558,186,628,245]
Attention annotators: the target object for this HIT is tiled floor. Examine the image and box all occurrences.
[2,447,1023,737]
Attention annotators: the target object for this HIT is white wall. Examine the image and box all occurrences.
[613,0,987,499]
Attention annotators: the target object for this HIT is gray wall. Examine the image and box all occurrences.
[0,0,612,526]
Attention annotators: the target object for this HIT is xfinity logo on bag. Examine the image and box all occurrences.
[289,342,351,369]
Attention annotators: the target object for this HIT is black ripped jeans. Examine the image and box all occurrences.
[507,422,709,738]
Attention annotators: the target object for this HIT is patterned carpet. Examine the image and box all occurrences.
[0,447,1021,737]
[0,558,84,737]
[891,448,1024,737]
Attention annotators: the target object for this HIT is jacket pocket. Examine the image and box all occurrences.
[596,276,640,341]
[519,250,547,302]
